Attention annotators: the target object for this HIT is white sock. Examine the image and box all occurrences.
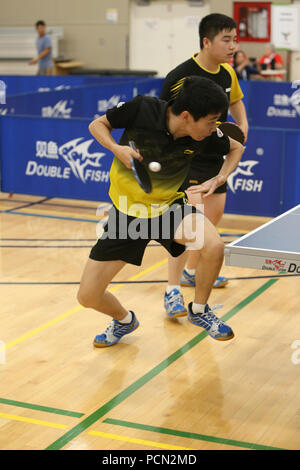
[185,268,196,276]
[166,285,181,294]
[118,311,133,324]
[192,302,206,314]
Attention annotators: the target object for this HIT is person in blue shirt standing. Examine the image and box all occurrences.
[29,20,53,75]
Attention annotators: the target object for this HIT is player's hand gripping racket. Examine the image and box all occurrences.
[129,141,152,194]
[218,122,245,144]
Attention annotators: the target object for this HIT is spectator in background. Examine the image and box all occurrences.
[258,43,284,80]
[233,50,259,80]
[29,20,53,75]
[228,41,241,66]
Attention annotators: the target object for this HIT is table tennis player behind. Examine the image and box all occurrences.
[77,76,244,348]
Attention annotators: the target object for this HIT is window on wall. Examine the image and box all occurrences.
[234,2,271,42]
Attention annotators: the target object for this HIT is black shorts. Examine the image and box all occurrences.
[90,199,200,266]
[180,159,227,194]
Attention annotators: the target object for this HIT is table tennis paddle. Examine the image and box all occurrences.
[129,141,152,194]
[218,122,245,144]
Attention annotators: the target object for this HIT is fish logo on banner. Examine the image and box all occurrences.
[97,95,121,113]
[38,85,71,93]
[0,80,6,104]
[290,87,300,117]
[41,100,72,118]
[58,138,105,183]
[227,160,263,194]
[26,137,108,183]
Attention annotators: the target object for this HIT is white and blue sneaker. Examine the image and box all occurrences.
[188,302,234,341]
[181,269,228,288]
[164,288,187,318]
[93,311,139,348]
[212,276,229,288]
[180,269,195,287]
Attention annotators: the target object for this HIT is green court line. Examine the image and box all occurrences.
[103,418,285,451]
[45,279,278,450]
[0,398,84,418]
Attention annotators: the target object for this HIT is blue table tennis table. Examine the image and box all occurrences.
[225,205,300,274]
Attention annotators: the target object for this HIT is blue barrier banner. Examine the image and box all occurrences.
[0,115,122,201]
[0,75,19,97]
[133,78,164,99]
[250,81,300,129]
[239,80,250,117]
[3,83,133,118]
[0,74,157,97]
[1,115,300,215]
[281,131,300,212]
[225,128,284,217]
[1,78,164,119]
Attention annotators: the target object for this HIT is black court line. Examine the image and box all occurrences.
[0,243,160,248]
[42,201,111,211]
[0,239,157,242]
[221,233,243,237]
[0,281,167,285]
[0,198,40,204]
[0,274,299,286]
[0,232,242,241]
[0,197,109,212]
[0,245,93,248]
[4,196,52,212]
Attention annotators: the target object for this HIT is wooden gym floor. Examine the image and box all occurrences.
[0,192,299,450]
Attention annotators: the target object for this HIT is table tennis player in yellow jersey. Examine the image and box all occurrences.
[160,13,249,317]
[77,77,244,347]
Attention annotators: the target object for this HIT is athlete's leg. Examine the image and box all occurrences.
[77,258,128,321]
[173,212,224,303]
[173,211,233,340]
[185,192,226,271]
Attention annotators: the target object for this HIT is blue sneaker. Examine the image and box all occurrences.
[93,311,139,348]
[181,269,228,288]
[180,269,195,287]
[164,288,187,318]
[187,303,234,341]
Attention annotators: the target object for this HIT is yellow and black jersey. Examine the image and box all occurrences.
[106,95,230,218]
[161,53,244,118]
[160,54,243,172]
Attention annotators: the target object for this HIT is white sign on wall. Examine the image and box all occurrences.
[272,5,300,50]
[106,8,119,24]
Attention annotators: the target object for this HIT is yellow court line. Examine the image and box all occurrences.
[0,412,193,449]
[0,412,68,430]
[218,227,248,234]
[128,258,167,281]
[5,305,84,350]
[88,430,194,451]
[4,258,168,351]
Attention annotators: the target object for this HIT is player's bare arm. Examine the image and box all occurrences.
[187,137,244,198]
[89,115,142,169]
[229,100,249,142]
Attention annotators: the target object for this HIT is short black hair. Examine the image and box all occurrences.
[35,20,46,27]
[171,76,228,121]
[199,14,236,49]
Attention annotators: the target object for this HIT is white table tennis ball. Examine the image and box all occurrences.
[148,161,161,172]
